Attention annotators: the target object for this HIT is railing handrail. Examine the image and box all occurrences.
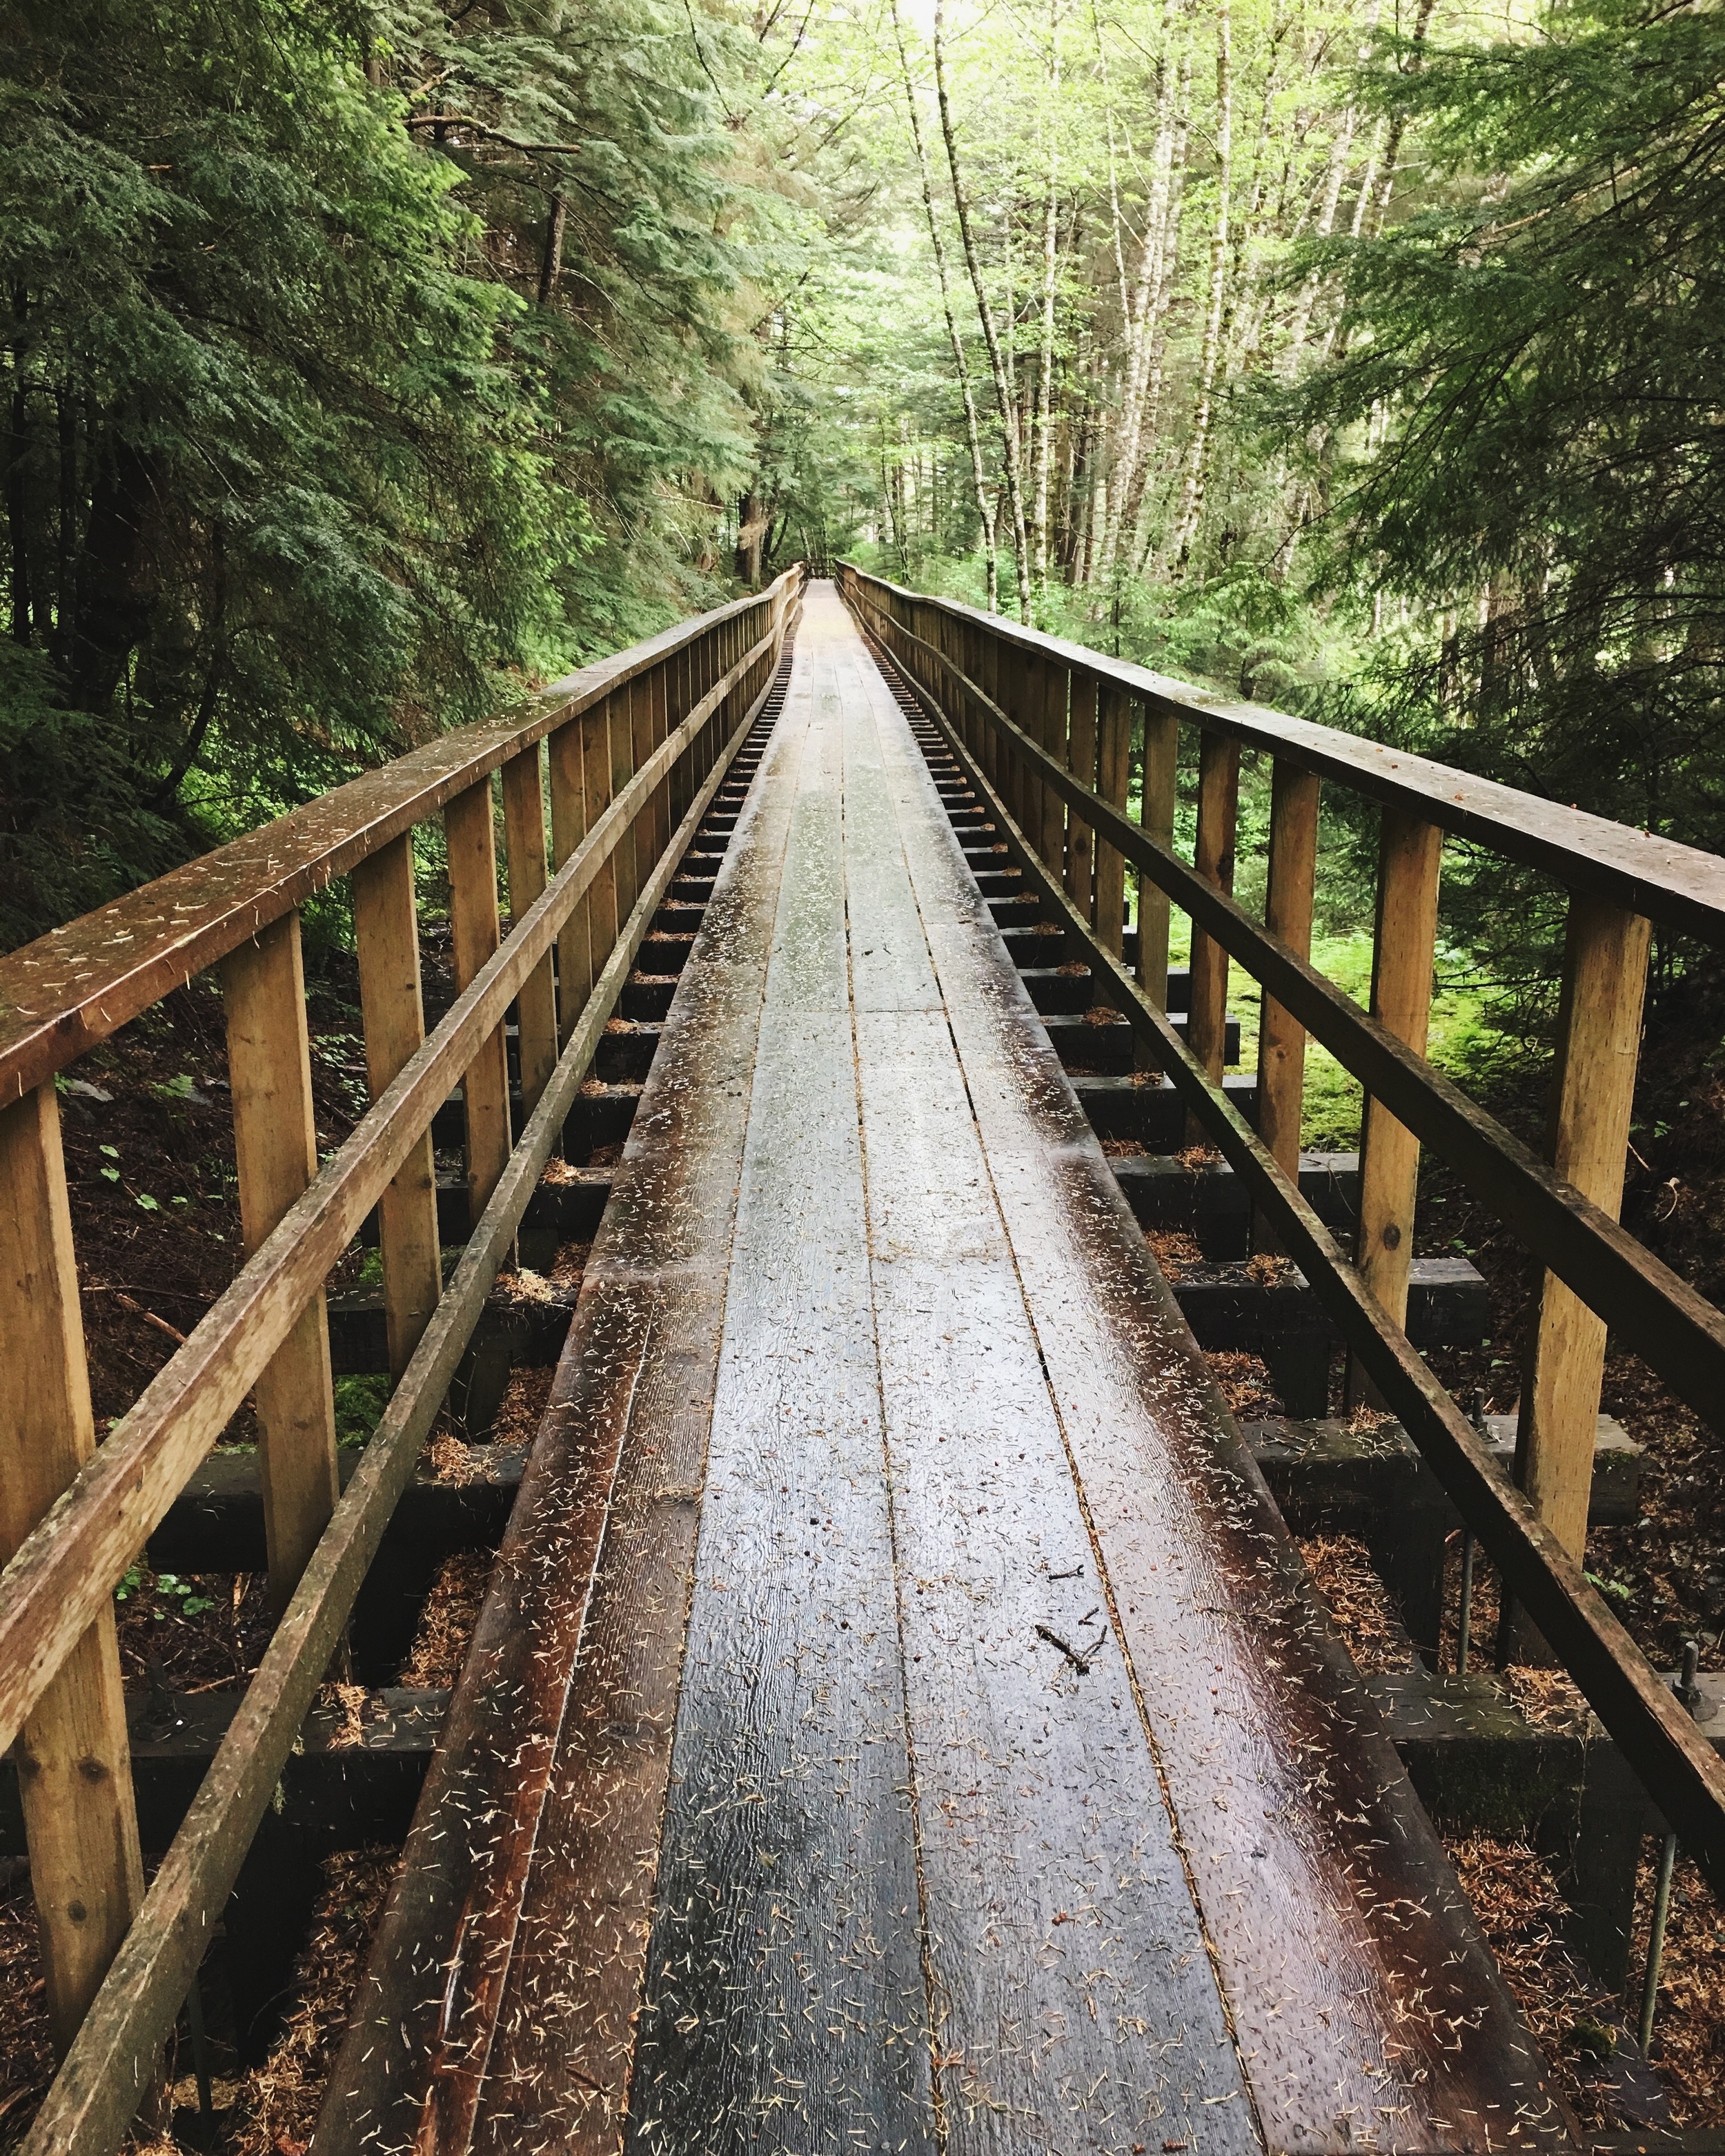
[842,565,1725,944]
[0,570,803,1101]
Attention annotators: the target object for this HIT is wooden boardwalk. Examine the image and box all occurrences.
[318,584,1573,2155]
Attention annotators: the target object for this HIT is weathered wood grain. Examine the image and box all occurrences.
[882,615,1725,1909]
[17,625,800,2156]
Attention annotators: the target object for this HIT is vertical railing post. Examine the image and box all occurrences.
[1348,807,1443,1404]
[0,1084,144,2052]
[1185,729,1241,1084]
[353,836,442,1378]
[446,777,513,1220]
[610,683,642,925]
[1066,670,1097,925]
[502,747,558,1119]
[1037,658,1067,876]
[221,911,341,1607]
[1513,896,1651,1558]
[1094,684,1131,957]
[1254,760,1322,1248]
[547,717,593,1039]
[1137,703,1178,1012]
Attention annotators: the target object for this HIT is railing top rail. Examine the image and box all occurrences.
[0,571,800,1103]
[842,564,1725,945]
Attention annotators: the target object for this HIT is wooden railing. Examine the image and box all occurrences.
[838,560,1725,1893]
[0,565,803,2152]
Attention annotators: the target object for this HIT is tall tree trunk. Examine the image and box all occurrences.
[1167,0,1232,577]
[8,291,31,647]
[538,191,568,305]
[55,387,77,669]
[934,0,1034,621]
[1031,0,1063,596]
[1127,46,1194,576]
[1370,0,1437,233]
[887,3,1000,612]
[68,439,160,714]
[1092,30,1185,590]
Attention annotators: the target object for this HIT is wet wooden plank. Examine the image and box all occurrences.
[840,640,1257,2156]
[862,644,1578,2152]
[313,688,801,2156]
[621,684,931,2154]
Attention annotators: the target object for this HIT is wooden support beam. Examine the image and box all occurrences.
[446,778,512,1220]
[1137,704,1179,1027]
[501,748,558,1119]
[221,913,340,1609]
[1256,760,1322,1250]
[1349,807,1443,1405]
[0,1084,144,2053]
[1094,685,1131,957]
[546,718,591,1038]
[1036,656,1067,876]
[1065,671,1097,925]
[1187,731,1241,1081]
[352,839,442,1382]
[611,685,642,925]
[1515,898,1652,1560]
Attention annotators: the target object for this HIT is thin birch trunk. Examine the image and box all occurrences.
[934,0,1034,619]
[1166,0,1232,576]
[892,0,1000,609]
[1032,0,1063,595]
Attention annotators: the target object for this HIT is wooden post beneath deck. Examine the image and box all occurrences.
[1065,671,1097,928]
[446,778,512,1220]
[353,836,442,1379]
[222,912,340,1608]
[502,747,558,1118]
[1348,806,1443,1405]
[1514,896,1651,1559]
[1254,761,1321,1248]
[0,1084,144,2052]
[1186,730,1241,1117]
[1094,685,1131,957]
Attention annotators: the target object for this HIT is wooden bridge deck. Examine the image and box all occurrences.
[318,584,1573,2155]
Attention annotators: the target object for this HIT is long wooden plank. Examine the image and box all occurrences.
[0,620,789,1763]
[838,601,1258,2156]
[616,649,931,2153]
[883,618,1725,1907]
[314,649,805,2155]
[861,628,1577,2152]
[17,654,797,2156]
[840,566,1725,945]
[0,571,803,1101]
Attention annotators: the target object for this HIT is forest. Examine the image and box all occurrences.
[3,0,1722,976]
[6,2,1725,2137]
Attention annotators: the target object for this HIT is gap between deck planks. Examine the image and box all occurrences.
[319,584,1576,2156]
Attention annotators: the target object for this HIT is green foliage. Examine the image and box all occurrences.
[1277,0,1725,1018]
[335,1372,393,1449]
[0,0,787,950]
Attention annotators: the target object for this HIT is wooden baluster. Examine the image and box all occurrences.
[1066,670,1097,925]
[547,718,592,1043]
[610,683,641,925]
[1348,807,1443,1405]
[1094,684,1130,957]
[1038,658,1067,875]
[353,836,442,1378]
[502,748,558,1119]
[1136,701,1179,1075]
[645,659,671,870]
[0,1084,144,2051]
[1514,896,1651,1558]
[1185,729,1241,1092]
[1254,761,1322,1249]
[222,912,340,1607]
[445,777,512,1220]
